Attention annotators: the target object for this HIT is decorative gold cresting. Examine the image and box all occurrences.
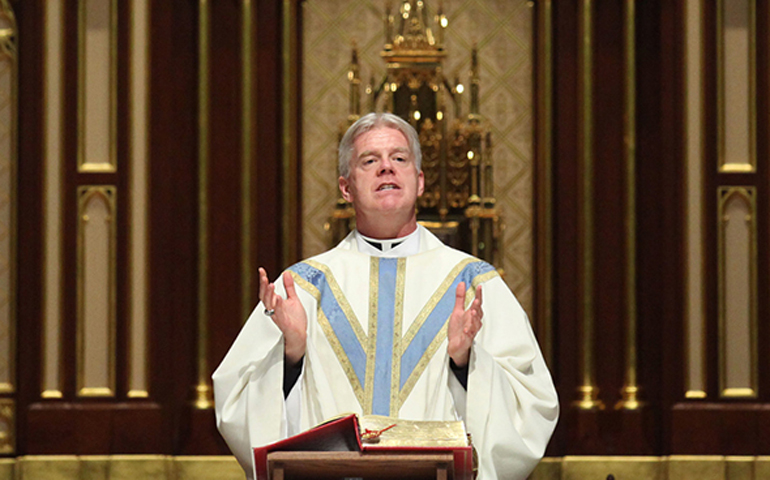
[574,0,604,411]
[717,187,758,398]
[333,0,502,269]
[195,0,214,410]
[617,0,641,411]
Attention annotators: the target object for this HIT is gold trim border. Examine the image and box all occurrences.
[195,0,213,410]
[127,0,152,400]
[716,0,757,174]
[683,0,708,400]
[364,257,379,414]
[532,455,770,480]
[390,258,406,416]
[77,0,119,173]
[303,259,367,343]
[617,0,640,411]
[716,186,758,398]
[288,264,368,408]
[76,186,118,398]
[41,0,65,400]
[7,455,770,480]
[575,0,603,411]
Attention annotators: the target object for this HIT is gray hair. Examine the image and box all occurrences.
[338,112,422,178]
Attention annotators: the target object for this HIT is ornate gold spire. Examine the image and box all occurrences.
[335,0,502,270]
[382,0,445,65]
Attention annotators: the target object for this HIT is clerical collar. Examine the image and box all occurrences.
[355,227,421,257]
[363,238,402,251]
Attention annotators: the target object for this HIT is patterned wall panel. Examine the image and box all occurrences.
[302,0,534,312]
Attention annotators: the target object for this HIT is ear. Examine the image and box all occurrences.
[417,170,425,197]
[339,176,354,202]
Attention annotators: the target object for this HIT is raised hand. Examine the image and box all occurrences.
[259,267,307,365]
[447,281,483,368]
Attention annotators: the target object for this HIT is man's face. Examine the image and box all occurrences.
[339,127,424,222]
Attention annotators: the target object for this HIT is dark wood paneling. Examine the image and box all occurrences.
[14,0,769,462]
[179,0,247,456]
[549,0,685,456]
[253,0,285,278]
[16,0,45,455]
[550,0,580,456]
[591,0,626,410]
[26,402,165,454]
[16,0,289,456]
[663,0,769,455]
[757,0,770,405]
[19,0,169,454]
[639,0,684,456]
[207,0,245,378]
[148,0,201,455]
[671,404,770,454]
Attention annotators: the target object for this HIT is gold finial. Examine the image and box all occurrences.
[385,0,394,49]
[348,44,361,121]
[470,45,480,118]
[436,0,446,47]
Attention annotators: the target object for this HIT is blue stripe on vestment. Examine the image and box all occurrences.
[400,260,496,390]
[372,258,397,415]
[290,257,496,411]
[288,262,367,389]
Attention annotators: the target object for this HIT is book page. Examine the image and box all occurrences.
[359,415,468,448]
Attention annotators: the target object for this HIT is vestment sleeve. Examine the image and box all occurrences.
[212,274,309,479]
[466,276,559,479]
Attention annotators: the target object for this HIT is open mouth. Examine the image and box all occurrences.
[377,184,399,191]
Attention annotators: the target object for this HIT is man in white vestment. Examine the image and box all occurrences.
[213,112,559,479]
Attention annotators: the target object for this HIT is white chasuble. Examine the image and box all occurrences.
[213,227,559,480]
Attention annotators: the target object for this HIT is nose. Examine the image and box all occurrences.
[378,157,394,175]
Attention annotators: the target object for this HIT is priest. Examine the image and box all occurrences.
[212,112,559,479]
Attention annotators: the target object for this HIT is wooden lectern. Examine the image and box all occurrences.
[254,415,474,480]
[267,451,458,480]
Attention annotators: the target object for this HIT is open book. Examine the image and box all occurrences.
[253,414,474,479]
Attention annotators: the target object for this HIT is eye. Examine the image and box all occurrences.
[394,156,406,162]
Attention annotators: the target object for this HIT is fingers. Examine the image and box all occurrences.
[463,300,481,332]
[283,271,297,299]
[265,283,277,311]
[464,285,483,335]
[259,267,280,312]
[258,267,269,303]
[454,281,466,312]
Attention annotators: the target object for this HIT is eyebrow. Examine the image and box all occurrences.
[357,147,411,159]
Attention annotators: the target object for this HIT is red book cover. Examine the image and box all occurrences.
[253,414,363,479]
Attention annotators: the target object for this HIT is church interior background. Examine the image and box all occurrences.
[3,0,770,478]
